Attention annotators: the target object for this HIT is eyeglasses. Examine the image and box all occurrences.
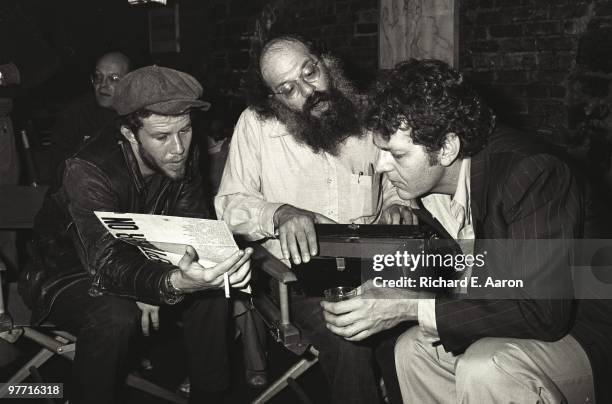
[91,72,122,86]
[270,60,321,98]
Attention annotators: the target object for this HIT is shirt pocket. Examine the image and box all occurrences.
[348,172,377,220]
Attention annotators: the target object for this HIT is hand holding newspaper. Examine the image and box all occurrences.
[94,212,250,297]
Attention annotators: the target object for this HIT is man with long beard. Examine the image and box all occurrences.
[216,35,411,403]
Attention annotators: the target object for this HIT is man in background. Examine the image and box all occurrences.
[49,51,131,173]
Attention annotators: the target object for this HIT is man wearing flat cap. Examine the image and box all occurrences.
[20,66,252,404]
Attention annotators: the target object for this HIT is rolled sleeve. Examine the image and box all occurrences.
[418,295,439,339]
[260,201,285,236]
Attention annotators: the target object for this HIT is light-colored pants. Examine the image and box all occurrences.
[395,325,594,404]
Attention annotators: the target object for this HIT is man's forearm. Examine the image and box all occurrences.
[90,241,179,305]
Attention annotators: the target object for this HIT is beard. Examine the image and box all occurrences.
[270,60,364,155]
[139,143,187,181]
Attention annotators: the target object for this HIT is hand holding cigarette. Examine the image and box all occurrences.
[169,245,253,296]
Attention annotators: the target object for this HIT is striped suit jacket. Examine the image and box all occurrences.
[430,126,611,403]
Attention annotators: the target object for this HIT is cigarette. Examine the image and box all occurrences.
[224,272,230,298]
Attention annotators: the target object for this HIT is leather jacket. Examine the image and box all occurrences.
[20,128,210,325]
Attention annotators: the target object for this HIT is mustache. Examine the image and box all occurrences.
[303,91,331,113]
[271,86,363,155]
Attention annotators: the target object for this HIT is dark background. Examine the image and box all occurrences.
[11,0,611,230]
[2,0,609,244]
[11,0,612,145]
[3,1,612,401]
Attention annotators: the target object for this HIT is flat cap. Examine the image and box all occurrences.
[112,65,210,116]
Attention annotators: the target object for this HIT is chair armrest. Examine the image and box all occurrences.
[242,242,308,353]
[247,242,297,284]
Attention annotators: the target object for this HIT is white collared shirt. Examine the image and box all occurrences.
[417,158,475,338]
[215,108,405,261]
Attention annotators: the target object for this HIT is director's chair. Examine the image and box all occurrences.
[0,297,188,403]
[0,184,187,404]
[246,240,318,404]
[246,223,442,404]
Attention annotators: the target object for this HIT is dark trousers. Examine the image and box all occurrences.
[48,279,229,404]
[291,293,382,404]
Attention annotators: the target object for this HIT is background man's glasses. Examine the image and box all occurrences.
[91,72,122,86]
[270,60,321,98]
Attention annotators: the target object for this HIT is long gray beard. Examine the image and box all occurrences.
[271,58,365,155]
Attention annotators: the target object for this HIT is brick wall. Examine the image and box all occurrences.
[460,0,612,148]
[185,1,612,153]
[203,0,379,98]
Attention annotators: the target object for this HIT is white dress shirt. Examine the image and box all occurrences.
[215,108,405,261]
[417,158,475,338]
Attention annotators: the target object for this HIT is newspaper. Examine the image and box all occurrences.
[94,212,249,294]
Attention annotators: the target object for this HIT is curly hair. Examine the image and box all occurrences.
[365,59,495,158]
[242,35,322,119]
